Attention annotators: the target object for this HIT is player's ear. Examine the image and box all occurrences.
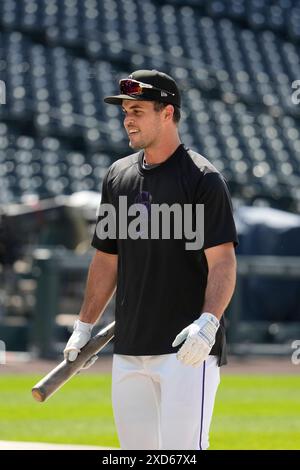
[163,104,174,122]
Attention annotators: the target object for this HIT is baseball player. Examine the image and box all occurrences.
[63,70,238,450]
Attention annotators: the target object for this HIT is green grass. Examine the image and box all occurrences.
[0,374,119,447]
[0,374,299,449]
[210,375,300,450]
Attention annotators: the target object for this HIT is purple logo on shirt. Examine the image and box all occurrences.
[135,191,152,213]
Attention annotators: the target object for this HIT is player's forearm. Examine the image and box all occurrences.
[79,250,118,324]
[202,257,236,320]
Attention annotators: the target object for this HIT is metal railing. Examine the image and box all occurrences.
[228,255,300,355]
[30,249,300,358]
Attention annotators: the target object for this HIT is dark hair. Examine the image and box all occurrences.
[153,101,181,124]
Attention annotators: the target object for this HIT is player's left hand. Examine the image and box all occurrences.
[172,312,220,367]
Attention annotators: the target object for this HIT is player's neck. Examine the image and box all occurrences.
[144,135,181,165]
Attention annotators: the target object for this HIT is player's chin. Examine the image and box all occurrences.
[128,138,144,150]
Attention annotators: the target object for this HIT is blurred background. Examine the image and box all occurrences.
[0,0,300,451]
[1,0,300,360]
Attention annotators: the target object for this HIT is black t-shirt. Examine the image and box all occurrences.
[92,144,238,365]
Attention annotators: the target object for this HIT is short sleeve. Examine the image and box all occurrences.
[91,169,118,254]
[196,172,238,250]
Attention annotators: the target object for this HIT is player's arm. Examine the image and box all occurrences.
[172,242,236,367]
[64,249,118,362]
[202,241,236,319]
[79,249,118,324]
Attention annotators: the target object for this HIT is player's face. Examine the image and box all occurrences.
[122,100,164,150]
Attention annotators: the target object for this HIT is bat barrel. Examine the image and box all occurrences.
[31,321,115,402]
[32,387,46,402]
[31,360,75,402]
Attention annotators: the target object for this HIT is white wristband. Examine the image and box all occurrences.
[74,319,94,333]
[199,312,220,328]
[192,312,219,348]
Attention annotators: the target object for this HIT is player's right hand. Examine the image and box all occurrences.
[63,319,93,362]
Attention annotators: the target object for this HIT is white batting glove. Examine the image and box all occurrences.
[172,313,219,367]
[64,319,93,362]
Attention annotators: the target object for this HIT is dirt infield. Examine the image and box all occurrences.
[0,353,298,375]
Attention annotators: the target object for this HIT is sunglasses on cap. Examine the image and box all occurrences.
[119,79,175,98]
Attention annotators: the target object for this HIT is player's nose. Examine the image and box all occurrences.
[124,115,135,127]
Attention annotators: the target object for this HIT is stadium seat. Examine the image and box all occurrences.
[0,0,299,210]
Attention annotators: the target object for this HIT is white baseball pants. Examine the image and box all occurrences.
[111,353,220,450]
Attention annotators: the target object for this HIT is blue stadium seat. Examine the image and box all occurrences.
[0,0,299,210]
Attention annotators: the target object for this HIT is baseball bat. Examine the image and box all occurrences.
[31,321,115,403]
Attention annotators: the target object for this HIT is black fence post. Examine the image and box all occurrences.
[31,249,60,358]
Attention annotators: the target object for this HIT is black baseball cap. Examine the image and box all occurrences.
[104,69,181,108]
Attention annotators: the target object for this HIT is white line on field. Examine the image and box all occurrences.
[0,440,118,450]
